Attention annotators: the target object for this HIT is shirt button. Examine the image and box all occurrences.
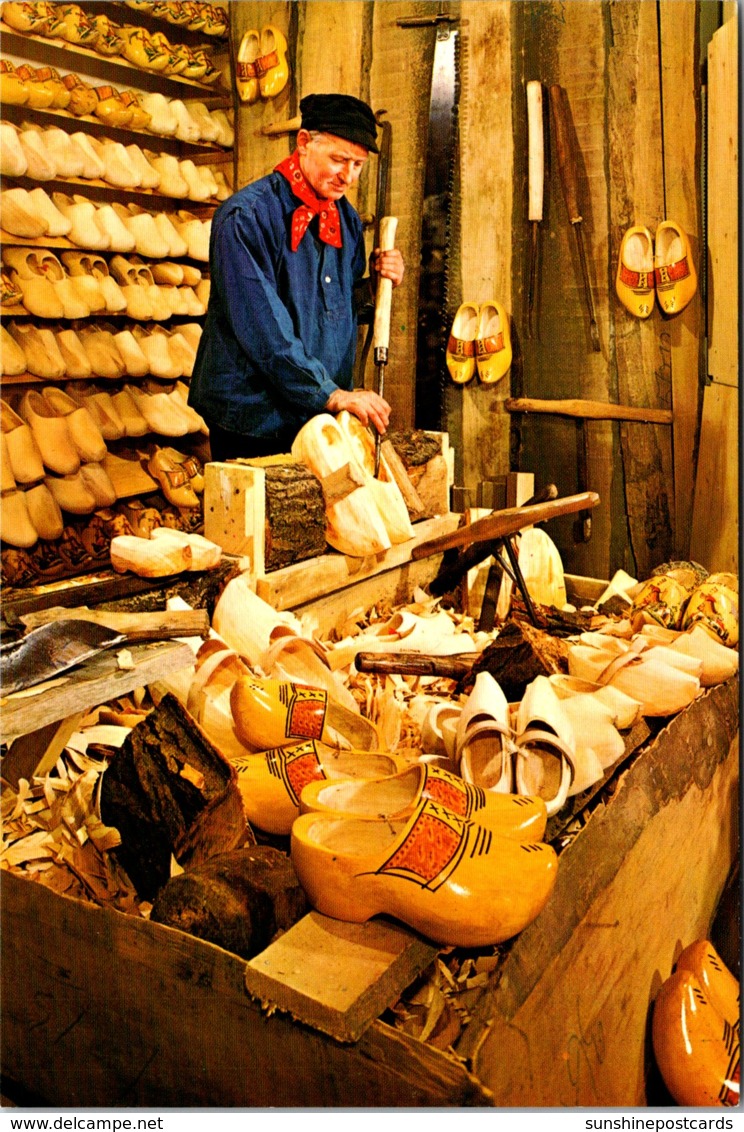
[325,275,331,283]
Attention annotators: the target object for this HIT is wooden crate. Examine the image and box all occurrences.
[1,553,739,1108]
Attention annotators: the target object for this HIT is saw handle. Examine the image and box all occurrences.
[373,215,398,354]
[549,84,581,224]
[527,81,544,222]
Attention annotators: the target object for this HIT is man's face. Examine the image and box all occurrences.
[296,130,369,200]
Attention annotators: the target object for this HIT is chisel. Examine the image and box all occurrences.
[549,84,601,352]
[526,80,544,338]
[373,215,398,476]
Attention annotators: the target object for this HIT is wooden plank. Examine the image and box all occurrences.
[706,15,738,387]
[0,641,194,741]
[689,382,739,572]
[459,677,740,1106]
[244,911,438,1042]
[659,0,705,558]
[607,0,674,576]
[203,460,266,572]
[18,608,210,639]
[255,513,461,611]
[1,872,489,1107]
[455,1,513,495]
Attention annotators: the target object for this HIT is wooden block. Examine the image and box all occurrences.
[380,439,425,516]
[244,910,438,1042]
[255,513,461,613]
[203,461,266,573]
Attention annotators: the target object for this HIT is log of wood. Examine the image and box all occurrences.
[463,620,570,701]
[99,692,251,901]
[355,651,474,680]
[264,463,327,570]
[150,846,309,961]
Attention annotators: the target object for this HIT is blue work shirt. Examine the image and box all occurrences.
[188,171,368,440]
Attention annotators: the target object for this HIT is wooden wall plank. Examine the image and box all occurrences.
[706,15,739,385]
[452,1,514,496]
[607,0,674,578]
[659,0,704,559]
[689,382,739,572]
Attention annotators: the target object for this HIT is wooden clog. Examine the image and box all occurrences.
[676,940,740,1029]
[231,675,380,753]
[655,220,698,316]
[231,742,407,836]
[256,26,289,99]
[301,762,548,843]
[236,28,260,103]
[446,302,479,384]
[290,799,558,947]
[110,532,191,576]
[475,300,512,384]
[615,225,655,318]
[514,675,575,816]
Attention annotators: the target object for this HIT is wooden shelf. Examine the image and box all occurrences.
[1,102,233,159]
[81,2,230,47]
[0,26,230,99]
[0,173,222,213]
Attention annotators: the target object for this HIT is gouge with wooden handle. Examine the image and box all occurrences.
[373,215,398,476]
[549,84,601,352]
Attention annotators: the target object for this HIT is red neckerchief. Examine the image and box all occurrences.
[275,151,342,252]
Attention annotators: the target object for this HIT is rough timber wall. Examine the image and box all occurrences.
[511,0,703,581]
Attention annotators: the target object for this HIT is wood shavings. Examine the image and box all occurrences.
[116,649,135,670]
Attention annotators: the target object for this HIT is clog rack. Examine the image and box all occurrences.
[0,1,234,587]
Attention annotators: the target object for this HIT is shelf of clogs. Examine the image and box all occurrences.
[0,8,228,570]
[0,26,231,101]
[1,101,233,162]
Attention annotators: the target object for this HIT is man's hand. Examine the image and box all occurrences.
[325,388,391,435]
[371,247,404,287]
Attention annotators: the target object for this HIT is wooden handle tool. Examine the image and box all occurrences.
[373,215,398,475]
[526,80,544,337]
[549,84,601,352]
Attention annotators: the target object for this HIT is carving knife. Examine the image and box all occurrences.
[526,80,544,338]
[549,84,601,352]
[373,214,398,476]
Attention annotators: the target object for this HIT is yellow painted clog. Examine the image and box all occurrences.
[291,799,558,947]
[475,300,512,384]
[682,578,738,647]
[231,675,380,752]
[231,740,407,836]
[676,940,740,1028]
[652,968,740,1107]
[654,220,697,315]
[300,761,548,842]
[615,225,655,318]
[446,301,479,384]
[257,26,289,100]
[236,29,261,104]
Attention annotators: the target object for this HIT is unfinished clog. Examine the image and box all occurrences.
[652,968,740,1107]
[8,323,65,380]
[446,302,479,384]
[150,527,221,571]
[514,675,575,816]
[1,325,27,377]
[24,481,63,541]
[655,220,698,316]
[19,389,80,475]
[301,761,548,843]
[568,634,701,717]
[475,300,512,384]
[232,742,407,836]
[110,532,191,576]
[42,386,107,464]
[260,631,358,715]
[291,800,558,948]
[615,225,655,318]
[292,413,392,557]
[231,676,380,753]
[547,673,642,731]
[0,188,49,239]
[336,410,414,545]
[0,399,45,485]
[0,489,38,548]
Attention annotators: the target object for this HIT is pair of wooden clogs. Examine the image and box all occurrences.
[616,221,697,318]
[446,300,513,385]
[652,940,740,1107]
[236,26,289,102]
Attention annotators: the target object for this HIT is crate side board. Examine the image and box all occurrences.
[460,677,740,1106]
[1,872,490,1108]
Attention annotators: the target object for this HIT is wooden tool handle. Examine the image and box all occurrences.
[505,397,673,425]
[373,215,398,352]
[355,652,475,679]
[411,491,600,560]
[549,84,581,223]
[527,80,544,222]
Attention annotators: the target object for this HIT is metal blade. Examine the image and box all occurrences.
[1,620,127,695]
[573,221,601,352]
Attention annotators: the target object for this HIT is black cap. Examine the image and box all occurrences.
[299,93,379,153]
